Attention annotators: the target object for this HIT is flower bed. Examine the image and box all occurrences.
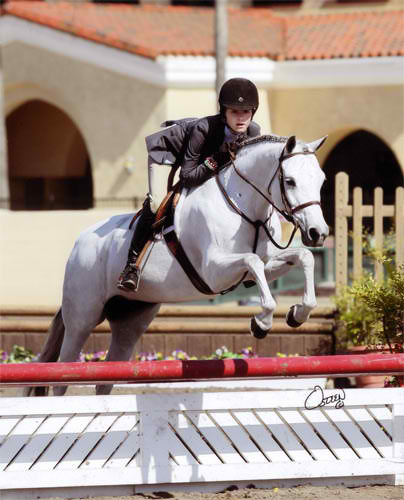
[0,344,262,364]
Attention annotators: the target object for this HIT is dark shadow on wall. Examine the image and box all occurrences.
[321,129,403,233]
[7,99,93,210]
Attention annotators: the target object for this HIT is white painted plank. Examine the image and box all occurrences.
[392,403,404,468]
[345,408,392,458]
[0,416,45,471]
[0,417,21,445]
[1,458,401,491]
[0,390,401,416]
[301,409,358,460]
[165,414,199,466]
[137,409,170,468]
[6,415,70,471]
[209,411,267,464]
[231,410,291,463]
[278,409,336,461]
[81,414,138,469]
[186,411,244,464]
[323,408,380,459]
[105,427,140,469]
[366,405,393,437]
[255,410,313,462]
[169,412,220,465]
[0,396,140,416]
[177,388,402,411]
[56,414,118,470]
[31,415,94,471]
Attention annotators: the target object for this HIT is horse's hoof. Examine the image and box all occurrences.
[286,305,303,328]
[250,318,269,339]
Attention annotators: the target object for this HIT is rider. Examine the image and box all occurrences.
[117,77,261,292]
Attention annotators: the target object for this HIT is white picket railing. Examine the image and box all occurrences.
[335,171,404,293]
[0,388,403,499]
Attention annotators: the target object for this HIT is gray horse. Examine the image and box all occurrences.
[28,135,328,396]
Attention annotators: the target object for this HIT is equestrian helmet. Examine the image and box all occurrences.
[219,78,259,113]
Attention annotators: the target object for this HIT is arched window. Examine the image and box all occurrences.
[7,100,93,210]
[322,130,403,232]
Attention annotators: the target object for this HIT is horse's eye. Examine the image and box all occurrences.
[285,178,296,187]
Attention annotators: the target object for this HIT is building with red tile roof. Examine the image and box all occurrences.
[1,1,403,60]
[0,1,403,306]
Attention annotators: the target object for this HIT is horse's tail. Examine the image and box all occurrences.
[23,308,65,397]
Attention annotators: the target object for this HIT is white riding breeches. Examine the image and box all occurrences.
[148,161,178,213]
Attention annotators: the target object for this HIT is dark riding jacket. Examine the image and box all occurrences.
[145,114,261,188]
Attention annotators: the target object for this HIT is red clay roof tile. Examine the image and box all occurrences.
[2,2,403,61]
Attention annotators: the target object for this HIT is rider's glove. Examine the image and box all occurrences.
[228,134,246,152]
[203,150,231,172]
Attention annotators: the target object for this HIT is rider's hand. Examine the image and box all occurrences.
[211,150,231,167]
[230,134,246,150]
[203,150,231,171]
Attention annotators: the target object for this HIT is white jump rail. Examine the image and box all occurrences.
[0,387,403,499]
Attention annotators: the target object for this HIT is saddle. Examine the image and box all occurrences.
[130,184,216,295]
[131,183,254,295]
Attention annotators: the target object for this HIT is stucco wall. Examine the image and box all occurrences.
[0,209,126,308]
[3,41,166,203]
[3,42,274,208]
[268,85,404,170]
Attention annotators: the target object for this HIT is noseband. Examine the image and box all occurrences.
[268,149,321,224]
[215,144,321,251]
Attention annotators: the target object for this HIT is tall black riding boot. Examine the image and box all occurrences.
[117,197,155,292]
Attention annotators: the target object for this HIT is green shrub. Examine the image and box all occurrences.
[349,266,404,352]
[334,228,403,354]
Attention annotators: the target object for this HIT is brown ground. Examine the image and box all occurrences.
[43,484,404,500]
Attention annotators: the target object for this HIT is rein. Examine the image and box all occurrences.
[215,145,320,252]
[268,149,321,223]
[163,139,322,297]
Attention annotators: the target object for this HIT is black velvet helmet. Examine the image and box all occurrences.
[219,78,259,114]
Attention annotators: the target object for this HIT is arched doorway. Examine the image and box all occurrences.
[6,100,93,210]
[322,130,403,231]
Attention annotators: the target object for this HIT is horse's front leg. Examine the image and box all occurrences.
[264,247,317,327]
[208,252,276,338]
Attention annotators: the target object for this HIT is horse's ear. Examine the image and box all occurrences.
[285,135,296,154]
[308,136,328,152]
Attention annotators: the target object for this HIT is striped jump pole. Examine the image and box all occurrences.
[0,353,403,385]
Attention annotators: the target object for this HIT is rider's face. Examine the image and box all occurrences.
[225,108,253,134]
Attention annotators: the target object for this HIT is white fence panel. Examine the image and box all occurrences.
[0,388,403,499]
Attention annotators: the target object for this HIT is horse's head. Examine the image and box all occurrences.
[227,134,329,248]
[270,135,329,247]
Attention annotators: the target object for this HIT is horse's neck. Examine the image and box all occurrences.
[220,144,279,221]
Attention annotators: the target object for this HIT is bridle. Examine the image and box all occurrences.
[268,148,322,224]
[215,143,321,251]
[163,140,322,297]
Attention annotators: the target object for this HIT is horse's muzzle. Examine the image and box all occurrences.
[301,225,329,247]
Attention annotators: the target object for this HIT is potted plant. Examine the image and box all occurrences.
[334,233,403,387]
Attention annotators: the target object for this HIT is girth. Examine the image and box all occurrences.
[162,188,249,296]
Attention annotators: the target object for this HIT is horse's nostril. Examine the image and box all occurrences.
[309,227,320,242]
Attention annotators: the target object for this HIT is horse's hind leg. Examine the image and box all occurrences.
[265,247,317,327]
[23,308,65,397]
[52,302,104,396]
[96,298,161,395]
